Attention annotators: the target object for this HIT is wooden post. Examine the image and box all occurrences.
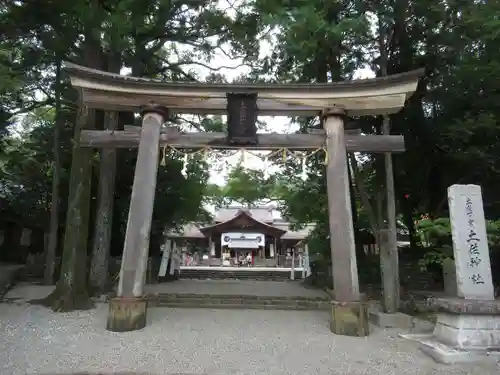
[381,117,400,313]
[175,245,181,277]
[274,238,278,268]
[158,237,171,279]
[106,105,167,332]
[208,236,212,266]
[209,237,215,266]
[169,241,177,276]
[301,247,306,279]
[323,108,368,337]
[304,243,311,277]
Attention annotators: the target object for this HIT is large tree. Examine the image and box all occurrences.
[0,0,259,309]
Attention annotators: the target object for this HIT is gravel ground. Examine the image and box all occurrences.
[1,286,499,375]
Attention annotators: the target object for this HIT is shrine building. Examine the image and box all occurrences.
[166,206,314,267]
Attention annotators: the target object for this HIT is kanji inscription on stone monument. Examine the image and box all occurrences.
[448,184,494,300]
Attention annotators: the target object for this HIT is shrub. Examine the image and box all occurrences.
[417,217,500,288]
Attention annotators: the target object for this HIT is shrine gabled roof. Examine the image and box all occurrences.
[63,62,425,116]
[215,207,274,223]
[199,209,286,238]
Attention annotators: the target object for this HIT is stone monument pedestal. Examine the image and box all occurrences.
[402,297,500,364]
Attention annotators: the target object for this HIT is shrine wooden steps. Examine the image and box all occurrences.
[179,267,302,281]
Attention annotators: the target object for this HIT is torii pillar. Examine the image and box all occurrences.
[106,104,167,332]
[323,107,368,337]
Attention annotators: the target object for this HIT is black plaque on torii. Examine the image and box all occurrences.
[226,93,258,145]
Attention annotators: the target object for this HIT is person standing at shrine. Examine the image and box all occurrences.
[246,252,252,267]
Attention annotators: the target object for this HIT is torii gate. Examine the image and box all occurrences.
[64,62,423,336]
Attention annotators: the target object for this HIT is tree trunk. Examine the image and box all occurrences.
[35,105,95,311]
[347,155,366,265]
[89,110,119,294]
[378,17,400,313]
[348,153,378,233]
[88,51,121,295]
[43,57,62,285]
[34,36,102,311]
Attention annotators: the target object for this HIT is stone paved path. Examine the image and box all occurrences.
[0,284,498,375]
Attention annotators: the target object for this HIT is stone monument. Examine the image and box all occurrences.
[402,184,500,364]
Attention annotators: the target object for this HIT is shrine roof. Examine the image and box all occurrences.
[276,223,315,240]
[215,207,274,223]
[165,220,315,241]
[64,62,425,116]
[199,209,286,237]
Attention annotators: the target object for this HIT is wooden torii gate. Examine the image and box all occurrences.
[64,62,423,336]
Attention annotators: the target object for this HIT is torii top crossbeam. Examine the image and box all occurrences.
[64,62,424,117]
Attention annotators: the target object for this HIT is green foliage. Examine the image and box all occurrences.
[417,218,500,272]
[155,155,212,228]
[205,163,290,208]
[1,106,73,213]
[417,218,452,249]
[254,0,369,81]
[0,0,261,265]
[0,47,22,96]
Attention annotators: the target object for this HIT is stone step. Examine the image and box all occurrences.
[150,293,328,301]
[146,294,330,311]
[149,302,327,311]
